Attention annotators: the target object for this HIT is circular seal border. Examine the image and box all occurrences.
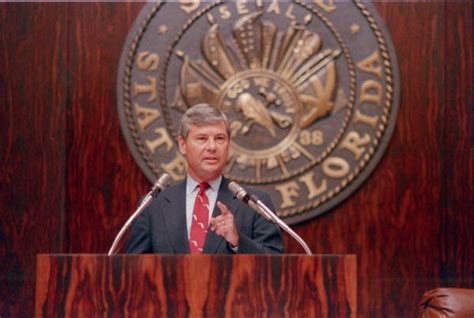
[116,1,400,225]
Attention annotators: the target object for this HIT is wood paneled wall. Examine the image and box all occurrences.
[0,3,67,316]
[0,2,472,317]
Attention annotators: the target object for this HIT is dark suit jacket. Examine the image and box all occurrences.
[125,177,284,254]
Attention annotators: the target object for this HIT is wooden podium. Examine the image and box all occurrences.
[36,254,356,317]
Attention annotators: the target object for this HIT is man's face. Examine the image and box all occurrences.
[178,121,230,182]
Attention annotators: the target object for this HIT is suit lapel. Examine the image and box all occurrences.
[162,180,190,254]
[203,178,240,254]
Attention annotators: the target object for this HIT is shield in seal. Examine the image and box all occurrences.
[117,1,400,225]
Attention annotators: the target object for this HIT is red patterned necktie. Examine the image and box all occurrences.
[189,182,210,254]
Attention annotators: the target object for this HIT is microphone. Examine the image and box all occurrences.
[228,181,312,255]
[108,173,171,255]
[150,173,172,197]
[228,181,275,222]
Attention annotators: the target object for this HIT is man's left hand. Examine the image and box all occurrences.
[210,201,239,248]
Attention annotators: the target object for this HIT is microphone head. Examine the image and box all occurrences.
[153,173,171,192]
[228,181,247,201]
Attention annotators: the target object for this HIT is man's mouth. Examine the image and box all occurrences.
[203,157,218,163]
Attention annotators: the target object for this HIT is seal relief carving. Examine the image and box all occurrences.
[117,0,400,224]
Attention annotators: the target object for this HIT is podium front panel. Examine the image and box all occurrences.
[36,254,356,317]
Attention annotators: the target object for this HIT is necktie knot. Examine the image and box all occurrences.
[199,182,209,193]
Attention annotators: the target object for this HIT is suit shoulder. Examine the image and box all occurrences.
[159,179,185,199]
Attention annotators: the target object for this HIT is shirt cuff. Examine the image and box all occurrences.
[229,243,239,253]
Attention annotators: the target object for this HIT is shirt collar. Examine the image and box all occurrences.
[186,174,222,195]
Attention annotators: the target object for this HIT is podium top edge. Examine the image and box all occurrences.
[36,253,357,258]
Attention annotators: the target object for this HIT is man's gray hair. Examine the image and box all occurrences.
[178,103,230,138]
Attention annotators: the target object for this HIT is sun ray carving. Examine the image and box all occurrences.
[177,11,340,131]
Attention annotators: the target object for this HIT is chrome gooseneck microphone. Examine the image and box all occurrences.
[149,173,172,197]
[108,173,171,256]
[228,181,312,255]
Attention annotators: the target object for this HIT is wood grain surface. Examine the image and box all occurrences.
[35,254,356,318]
[1,2,472,317]
[0,3,67,316]
[63,3,146,254]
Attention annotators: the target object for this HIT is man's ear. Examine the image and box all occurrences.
[177,136,186,155]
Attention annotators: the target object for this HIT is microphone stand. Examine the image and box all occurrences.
[107,174,170,256]
[255,202,313,256]
[107,193,155,256]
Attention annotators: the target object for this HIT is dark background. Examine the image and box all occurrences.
[0,2,472,317]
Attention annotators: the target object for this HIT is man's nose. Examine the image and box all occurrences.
[205,138,217,150]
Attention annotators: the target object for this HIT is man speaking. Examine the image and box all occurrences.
[126,103,283,254]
